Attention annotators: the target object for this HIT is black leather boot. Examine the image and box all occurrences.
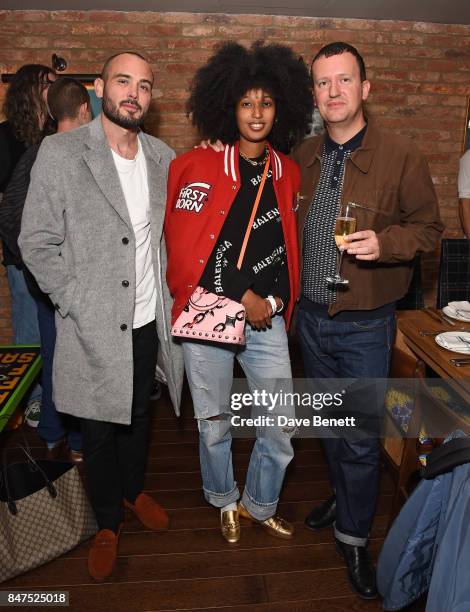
[335,538,378,599]
[304,495,336,530]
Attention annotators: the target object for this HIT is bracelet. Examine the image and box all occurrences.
[276,298,284,314]
[266,295,277,315]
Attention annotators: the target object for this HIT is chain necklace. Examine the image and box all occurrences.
[239,146,269,167]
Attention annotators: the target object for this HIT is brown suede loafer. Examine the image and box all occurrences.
[124,492,170,530]
[88,525,122,581]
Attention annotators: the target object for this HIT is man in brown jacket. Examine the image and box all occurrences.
[293,42,443,599]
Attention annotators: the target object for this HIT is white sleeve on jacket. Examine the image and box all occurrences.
[458,150,470,199]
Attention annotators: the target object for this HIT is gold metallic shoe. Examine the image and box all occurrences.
[238,503,294,539]
[221,510,240,544]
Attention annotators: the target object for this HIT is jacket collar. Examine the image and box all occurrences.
[85,114,161,162]
[324,122,367,155]
[305,120,380,174]
[82,115,164,230]
[223,141,283,182]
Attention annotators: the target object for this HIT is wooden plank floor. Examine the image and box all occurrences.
[2,349,427,612]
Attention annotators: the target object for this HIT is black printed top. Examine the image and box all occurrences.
[198,153,289,307]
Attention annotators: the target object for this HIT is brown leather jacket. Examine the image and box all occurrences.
[291,122,444,315]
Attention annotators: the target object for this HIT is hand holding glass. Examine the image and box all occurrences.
[326,203,356,285]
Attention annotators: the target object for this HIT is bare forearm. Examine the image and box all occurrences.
[459,198,470,237]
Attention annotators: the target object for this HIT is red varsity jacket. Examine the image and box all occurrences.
[164,142,301,327]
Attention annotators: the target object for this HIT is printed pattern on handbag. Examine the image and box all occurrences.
[171,156,271,346]
[0,466,97,583]
[171,286,246,344]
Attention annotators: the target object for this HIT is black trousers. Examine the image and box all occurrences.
[81,320,158,532]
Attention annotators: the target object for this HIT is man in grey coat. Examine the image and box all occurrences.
[19,51,184,581]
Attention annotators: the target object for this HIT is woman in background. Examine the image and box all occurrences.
[0,64,56,427]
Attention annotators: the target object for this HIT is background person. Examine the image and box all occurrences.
[0,64,56,427]
[458,148,470,236]
[165,41,312,544]
[0,77,91,461]
[34,78,92,461]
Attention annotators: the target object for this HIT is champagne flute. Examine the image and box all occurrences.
[326,203,356,285]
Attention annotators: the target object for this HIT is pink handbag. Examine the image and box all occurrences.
[171,155,271,345]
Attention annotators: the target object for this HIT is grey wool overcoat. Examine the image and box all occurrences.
[19,116,184,424]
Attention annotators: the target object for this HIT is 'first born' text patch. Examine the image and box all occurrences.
[174,182,212,213]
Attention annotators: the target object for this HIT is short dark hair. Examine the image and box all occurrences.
[47,77,90,122]
[311,42,367,82]
[101,51,149,81]
[187,41,313,153]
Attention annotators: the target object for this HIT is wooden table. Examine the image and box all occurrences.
[398,310,470,433]
[0,345,42,433]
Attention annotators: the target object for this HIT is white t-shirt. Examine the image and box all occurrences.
[458,150,470,199]
[112,140,156,329]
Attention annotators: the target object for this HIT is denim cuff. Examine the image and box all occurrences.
[241,488,279,521]
[334,523,368,547]
[203,483,240,508]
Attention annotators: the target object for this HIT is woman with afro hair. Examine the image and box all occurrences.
[164,41,312,544]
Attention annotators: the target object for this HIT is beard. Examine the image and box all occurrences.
[102,94,146,129]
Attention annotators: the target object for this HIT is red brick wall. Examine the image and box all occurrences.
[1,10,469,342]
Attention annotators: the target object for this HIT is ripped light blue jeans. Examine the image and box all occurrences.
[182,316,295,520]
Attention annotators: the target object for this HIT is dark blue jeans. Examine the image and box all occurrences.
[6,265,41,403]
[36,297,82,451]
[297,306,395,546]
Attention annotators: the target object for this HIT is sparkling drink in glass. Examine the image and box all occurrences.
[326,203,356,285]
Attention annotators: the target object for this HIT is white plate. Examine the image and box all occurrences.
[435,331,470,354]
[443,301,470,322]
[442,306,470,322]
